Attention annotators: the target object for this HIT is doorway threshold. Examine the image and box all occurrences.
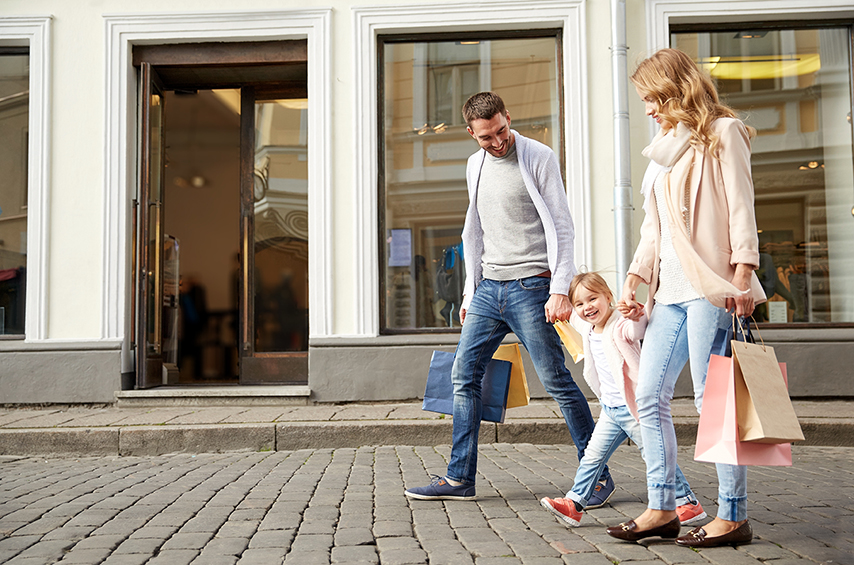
[115,385,311,408]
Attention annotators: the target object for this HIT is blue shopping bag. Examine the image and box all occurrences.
[422,350,512,423]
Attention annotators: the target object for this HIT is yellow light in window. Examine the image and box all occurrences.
[697,54,821,80]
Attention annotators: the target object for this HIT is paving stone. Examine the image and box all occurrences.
[160,532,214,550]
[334,527,375,546]
[199,537,250,556]
[236,548,288,564]
[283,551,332,564]
[70,534,126,550]
[100,555,151,565]
[128,525,179,539]
[217,520,259,538]
[40,525,96,541]
[112,537,163,555]
[248,529,295,549]
[146,549,199,565]
[57,547,114,562]
[373,520,413,537]
[14,539,76,560]
[191,554,238,565]
[331,545,380,563]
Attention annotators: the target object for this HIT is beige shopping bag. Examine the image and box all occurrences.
[493,343,530,409]
[554,320,584,363]
[732,338,804,444]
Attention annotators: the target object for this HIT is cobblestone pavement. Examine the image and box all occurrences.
[0,445,851,565]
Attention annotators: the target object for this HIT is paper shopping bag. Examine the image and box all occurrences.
[493,343,529,409]
[422,350,512,423]
[554,320,584,363]
[732,340,804,443]
[694,354,792,466]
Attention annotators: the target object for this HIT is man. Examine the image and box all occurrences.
[405,92,614,504]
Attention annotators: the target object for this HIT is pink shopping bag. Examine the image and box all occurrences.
[693,354,792,466]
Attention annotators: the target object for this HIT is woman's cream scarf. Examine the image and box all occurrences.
[641,122,750,308]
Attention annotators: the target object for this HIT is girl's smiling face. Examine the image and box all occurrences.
[572,285,613,331]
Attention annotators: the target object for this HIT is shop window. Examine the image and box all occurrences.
[673,26,854,324]
[379,32,563,332]
[0,47,28,335]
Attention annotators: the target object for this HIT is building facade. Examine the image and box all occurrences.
[1,0,853,405]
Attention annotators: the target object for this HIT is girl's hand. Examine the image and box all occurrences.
[617,300,644,321]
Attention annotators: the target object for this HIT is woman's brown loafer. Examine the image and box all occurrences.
[675,520,752,548]
[605,517,681,541]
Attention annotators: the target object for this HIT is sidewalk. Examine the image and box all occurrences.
[1,398,852,456]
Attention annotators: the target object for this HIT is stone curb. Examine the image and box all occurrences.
[1,417,851,456]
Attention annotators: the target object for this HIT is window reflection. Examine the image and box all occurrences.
[381,35,562,331]
[674,28,854,323]
[0,52,29,335]
[253,98,309,351]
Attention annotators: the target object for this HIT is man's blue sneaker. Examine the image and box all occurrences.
[585,476,615,509]
[405,475,476,501]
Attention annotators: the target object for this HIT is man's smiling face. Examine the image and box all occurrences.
[467,111,515,158]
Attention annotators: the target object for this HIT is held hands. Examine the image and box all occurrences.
[544,294,573,324]
[618,275,645,321]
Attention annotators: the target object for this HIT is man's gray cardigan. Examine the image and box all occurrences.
[461,130,577,311]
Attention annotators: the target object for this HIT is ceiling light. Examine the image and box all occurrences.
[697,54,820,80]
[735,31,768,39]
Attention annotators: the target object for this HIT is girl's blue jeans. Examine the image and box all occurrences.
[567,404,697,509]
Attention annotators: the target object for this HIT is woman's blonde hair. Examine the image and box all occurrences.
[569,272,614,305]
[630,48,751,158]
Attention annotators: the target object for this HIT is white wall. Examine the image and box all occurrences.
[0,0,627,343]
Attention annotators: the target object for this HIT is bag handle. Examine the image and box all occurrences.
[732,312,766,350]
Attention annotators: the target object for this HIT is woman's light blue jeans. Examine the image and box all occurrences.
[567,404,697,508]
[636,298,748,521]
[447,277,601,486]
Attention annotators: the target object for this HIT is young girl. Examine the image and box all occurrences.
[540,272,706,528]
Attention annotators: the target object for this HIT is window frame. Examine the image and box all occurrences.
[353,1,591,337]
[0,17,51,341]
[649,0,854,329]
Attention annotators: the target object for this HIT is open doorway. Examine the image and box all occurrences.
[133,41,309,388]
[163,90,240,383]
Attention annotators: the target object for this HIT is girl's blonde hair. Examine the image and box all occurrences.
[630,48,752,158]
[569,272,614,304]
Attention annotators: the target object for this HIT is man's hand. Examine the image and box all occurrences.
[460,307,467,325]
[544,294,573,324]
[726,264,755,317]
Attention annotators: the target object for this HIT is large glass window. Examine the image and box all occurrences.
[673,26,854,324]
[0,48,29,336]
[380,33,562,332]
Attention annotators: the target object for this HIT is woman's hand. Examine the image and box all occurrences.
[618,274,645,321]
[726,264,755,317]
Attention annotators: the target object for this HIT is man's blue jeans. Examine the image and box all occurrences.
[566,404,696,508]
[636,298,748,521]
[446,277,602,486]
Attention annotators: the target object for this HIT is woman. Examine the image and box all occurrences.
[605,48,765,548]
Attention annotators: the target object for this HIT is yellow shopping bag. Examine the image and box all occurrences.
[554,320,584,363]
[493,343,530,409]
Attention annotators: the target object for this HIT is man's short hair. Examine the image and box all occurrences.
[462,92,506,126]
